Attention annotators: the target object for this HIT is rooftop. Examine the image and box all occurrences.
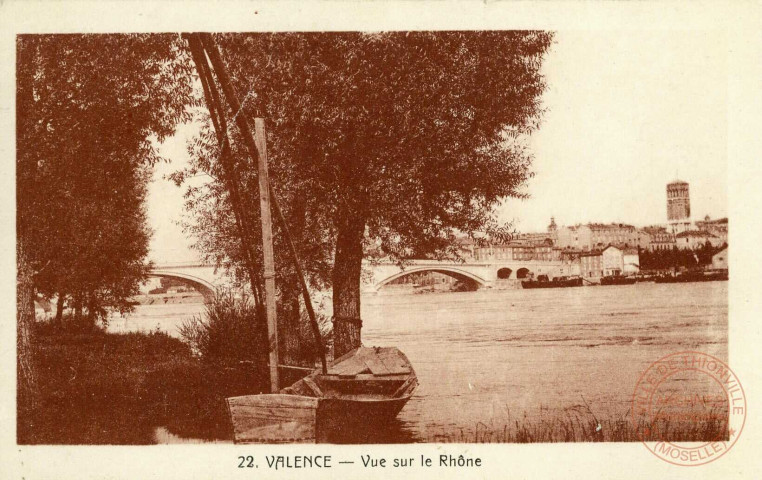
[675,230,718,238]
[587,222,636,230]
[696,217,728,225]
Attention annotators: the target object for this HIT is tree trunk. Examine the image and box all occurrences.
[278,198,308,366]
[17,238,38,410]
[73,294,83,323]
[86,294,97,325]
[55,291,65,324]
[331,214,366,358]
[278,288,303,365]
[16,40,39,415]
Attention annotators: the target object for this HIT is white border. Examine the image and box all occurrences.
[2,1,761,479]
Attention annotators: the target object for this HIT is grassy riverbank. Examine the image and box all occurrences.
[18,320,263,444]
[432,414,728,443]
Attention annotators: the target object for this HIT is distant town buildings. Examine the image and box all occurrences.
[695,215,728,243]
[556,222,648,251]
[540,180,725,253]
[449,179,725,282]
[515,216,557,246]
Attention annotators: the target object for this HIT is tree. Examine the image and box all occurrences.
[17,34,195,403]
[177,32,553,357]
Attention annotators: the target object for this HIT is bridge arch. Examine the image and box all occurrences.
[497,267,513,279]
[516,267,531,279]
[149,270,216,299]
[374,266,488,291]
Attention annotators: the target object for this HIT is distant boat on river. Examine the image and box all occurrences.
[600,275,637,286]
[522,275,583,289]
[654,270,728,284]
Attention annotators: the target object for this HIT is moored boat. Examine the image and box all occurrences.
[227,346,418,443]
[633,273,656,282]
[522,275,583,289]
[600,275,637,286]
[655,270,728,283]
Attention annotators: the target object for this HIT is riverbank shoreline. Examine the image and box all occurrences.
[17,321,254,445]
[132,293,205,305]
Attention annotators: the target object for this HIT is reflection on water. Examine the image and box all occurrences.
[154,427,231,444]
[109,302,205,338]
[122,282,727,443]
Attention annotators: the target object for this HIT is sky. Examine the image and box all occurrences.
[500,30,727,232]
[147,30,728,263]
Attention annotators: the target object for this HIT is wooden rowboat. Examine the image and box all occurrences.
[227,346,418,443]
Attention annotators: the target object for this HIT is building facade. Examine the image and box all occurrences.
[474,241,558,262]
[580,250,603,279]
[622,248,640,274]
[601,245,641,276]
[675,230,723,249]
[556,223,647,251]
[602,246,624,276]
[712,246,728,270]
[643,226,676,251]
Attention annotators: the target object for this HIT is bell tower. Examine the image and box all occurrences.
[666,180,691,234]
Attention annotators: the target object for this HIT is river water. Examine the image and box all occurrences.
[111,281,727,443]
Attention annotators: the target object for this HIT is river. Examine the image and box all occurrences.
[111,281,727,443]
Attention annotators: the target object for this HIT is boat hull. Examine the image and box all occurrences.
[655,271,728,283]
[316,396,411,438]
[522,278,583,289]
[227,347,418,444]
[600,276,637,286]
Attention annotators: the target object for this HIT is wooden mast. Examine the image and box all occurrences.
[197,33,328,375]
[253,118,280,393]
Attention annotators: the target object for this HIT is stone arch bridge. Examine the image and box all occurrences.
[150,259,568,295]
[149,262,227,298]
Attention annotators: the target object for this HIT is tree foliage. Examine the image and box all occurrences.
[639,243,727,271]
[17,34,196,321]
[176,31,553,356]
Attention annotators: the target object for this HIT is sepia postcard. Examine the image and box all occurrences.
[2,1,762,479]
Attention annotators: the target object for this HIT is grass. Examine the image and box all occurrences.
[430,410,729,443]
[18,318,265,445]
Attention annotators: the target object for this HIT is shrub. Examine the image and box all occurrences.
[34,314,106,337]
[19,325,199,444]
[298,307,334,363]
[179,290,265,365]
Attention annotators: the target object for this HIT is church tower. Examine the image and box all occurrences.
[666,180,691,234]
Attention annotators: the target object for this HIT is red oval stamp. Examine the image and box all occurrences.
[631,351,746,466]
